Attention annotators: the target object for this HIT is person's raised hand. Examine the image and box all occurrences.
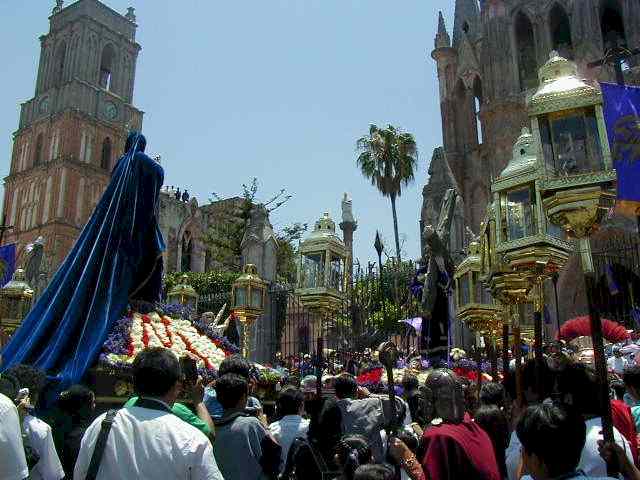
[187,377,205,405]
[388,437,411,464]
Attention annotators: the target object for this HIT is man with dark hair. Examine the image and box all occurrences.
[516,404,602,480]
[74,348,223,479]
[354,464,395,480]
[6,364,64,480]
[269,387,309,472]
[214,373,281,479]
[204,354,263,419]
[508,363,633,480]
[334,373,407,463]
[401,373,420,398]
[480,382,506,409]
[335,373,358,399]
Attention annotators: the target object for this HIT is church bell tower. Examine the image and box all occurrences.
[2,0,143,270]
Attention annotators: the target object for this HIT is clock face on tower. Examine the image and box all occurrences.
[103,101,118,121]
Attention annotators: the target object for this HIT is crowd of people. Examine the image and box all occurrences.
[4,344,640,479]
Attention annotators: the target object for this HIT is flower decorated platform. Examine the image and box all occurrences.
[87,308,240,405]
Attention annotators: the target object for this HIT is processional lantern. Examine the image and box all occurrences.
[296,212,347,314]
[167,274,199,310]
[454,241,501,339]
[531,52,617,445]
[231,264,267,358]
[530,51,616,260]
[479,201,530,402]
[0,268,34,336]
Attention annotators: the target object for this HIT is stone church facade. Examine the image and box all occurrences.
[1,0,143,273]
[422,0,640,333]
[422,0,640,241]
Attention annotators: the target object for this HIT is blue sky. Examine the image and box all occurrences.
[0,0,455,265]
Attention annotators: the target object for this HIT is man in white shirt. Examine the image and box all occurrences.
[23,413,65,480]
[516,403,618,480]
[74,347,223,480]
[0,392,28,480]
[269,386,309,470]
[6,364,64,480]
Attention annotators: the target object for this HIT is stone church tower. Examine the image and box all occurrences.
[2,0,143,271]
[423,0,640,241]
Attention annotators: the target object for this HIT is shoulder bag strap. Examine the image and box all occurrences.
[85,409,118,480]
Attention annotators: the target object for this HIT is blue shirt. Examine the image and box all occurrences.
[204,387,262,418]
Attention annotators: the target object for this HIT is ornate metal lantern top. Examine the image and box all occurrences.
[300,213,347,256]
[232,264,267,322]
[296,212,347,313]
[0,269,33,300]
[167,274,198,306]
[529,51,602,117]
[495,128,538,184]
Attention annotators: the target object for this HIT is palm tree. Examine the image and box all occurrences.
[357,124,418,263]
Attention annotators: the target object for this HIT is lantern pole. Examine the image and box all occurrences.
[502,322,509,382]
[374,231,386,336]
[552,273,561,337]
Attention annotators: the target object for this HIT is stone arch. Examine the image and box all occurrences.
[177,213,205,273]
[514,10,537,91]
[600,0,627,49]
[52,41,67,88]
[472,76,483,145]
[99,43,116,91]
[33,133,44,167]
[549,3,574,59]
[469,182,488,230]
[100,137,112,170]
[453,78,473,151]
[181,231,193,272]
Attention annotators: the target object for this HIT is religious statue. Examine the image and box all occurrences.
[2,132,165,400]
[341,192,355,224]
[418,188,457,363]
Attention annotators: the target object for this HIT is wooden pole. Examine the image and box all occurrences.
[579,238,616,476]
[534,283,544,400]
[502,323,509,385]
[513,305,524,405]
[316,336,324,399]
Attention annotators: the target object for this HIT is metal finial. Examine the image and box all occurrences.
[52,0,64,15]
[126,7,137,23]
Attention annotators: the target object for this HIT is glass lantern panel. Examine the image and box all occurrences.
[506,187,535,241]
[459,275,471,306]
[301,252,326,289]
[234,286,247,308]
[328,254,343,292]
[251,287,263,309]
[543,109,604,175]
[547,217,565,239]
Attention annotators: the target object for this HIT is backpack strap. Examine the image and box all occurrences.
[85,409,118,480]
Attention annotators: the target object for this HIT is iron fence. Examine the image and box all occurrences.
[253,260,423,364]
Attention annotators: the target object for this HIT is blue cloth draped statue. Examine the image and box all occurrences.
[1,132,165,398]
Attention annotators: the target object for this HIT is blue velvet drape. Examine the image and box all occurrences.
[1,132,165,396]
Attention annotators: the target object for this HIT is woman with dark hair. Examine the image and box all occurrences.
[334,435,373,480]
[474,405,509,479]
[51,385,95,477]
[281,397,342,480]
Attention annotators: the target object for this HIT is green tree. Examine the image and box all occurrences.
[275,222,308,284]
[356,124,418,263]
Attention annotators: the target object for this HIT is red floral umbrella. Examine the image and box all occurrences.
[557,316,630,344]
